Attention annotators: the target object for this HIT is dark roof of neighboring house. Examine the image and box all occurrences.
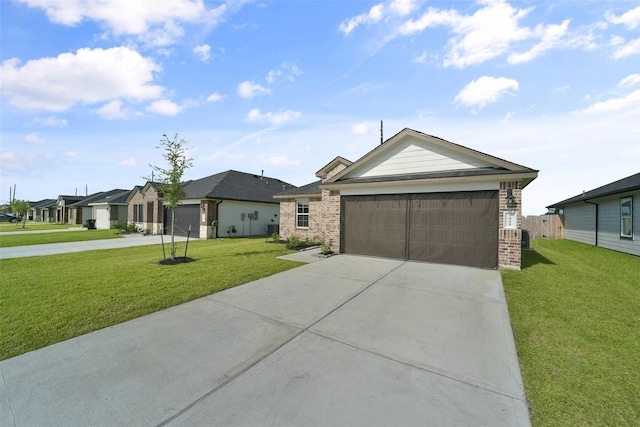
[89,189,132,205]
[70,189,129,207]
[57,195,85,204]
[547,173,640,208]
[30,199,56,209]
[182,170,296,203]
[275,180,322,197]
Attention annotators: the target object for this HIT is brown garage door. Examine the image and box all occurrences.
[341,191,498,268]
[165,205,200,237]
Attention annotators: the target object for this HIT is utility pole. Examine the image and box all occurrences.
[380,120,384,145]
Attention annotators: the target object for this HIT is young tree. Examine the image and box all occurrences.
[147,134,193,260]
[11,200,30,229]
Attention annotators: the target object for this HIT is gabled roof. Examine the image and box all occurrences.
[274,180,322,198]
[57,195,85,204]
[547,173,640,208]
[89,189,132,205]
[125,182,163,203]
[30,199,56,209]
[182,170,296,203]
[316,157,352,179]
[323,128,538,189]
[69,188,130,208]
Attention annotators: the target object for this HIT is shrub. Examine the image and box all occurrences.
[271,233,281,243]
[114,222,140,233]
[287,234,301,249]
[321,241,333,255]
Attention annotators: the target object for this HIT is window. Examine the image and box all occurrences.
[296,199,309,228]
[621,197,633,238]
[133,204,144,223]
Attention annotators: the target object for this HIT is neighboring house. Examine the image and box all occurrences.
[126,182,164,234]
[56,195,85,224]
[29,199,56,222]
[68,191,120,226]
[168,170,295,239]
[275,128,538,270]
[547,173,639,256]
[87,189,131,229]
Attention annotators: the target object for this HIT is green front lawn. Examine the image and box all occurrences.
[0,222,78,232]
[502,240,640,426]
[0,229,122,247]
[0,238,301,360]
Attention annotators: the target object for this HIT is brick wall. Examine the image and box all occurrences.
[498,180,523,270]
[128,187,164,234]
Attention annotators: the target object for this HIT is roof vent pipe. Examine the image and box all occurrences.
[261,170,264,180]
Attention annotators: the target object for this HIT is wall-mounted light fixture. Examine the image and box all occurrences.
[506,188,516,209]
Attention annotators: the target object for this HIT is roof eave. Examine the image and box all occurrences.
[320,171,538,191]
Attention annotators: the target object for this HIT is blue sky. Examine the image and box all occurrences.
[1,0,638,215]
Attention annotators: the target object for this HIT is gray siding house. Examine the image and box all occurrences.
[547,173,640,256]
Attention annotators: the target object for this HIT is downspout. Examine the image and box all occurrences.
[214,200,223,238]
[584,200,598,246]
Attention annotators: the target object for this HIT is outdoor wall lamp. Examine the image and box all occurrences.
[506,188,516,209]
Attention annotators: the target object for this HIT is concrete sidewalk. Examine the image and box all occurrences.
[0,255,530,426]
[0,235,190,259]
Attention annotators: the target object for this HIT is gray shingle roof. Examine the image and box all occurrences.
[275,180,322,197]
[89,189,132,205]
[547,173,640,208]
[70,189,130,207]
[182,170,296,203]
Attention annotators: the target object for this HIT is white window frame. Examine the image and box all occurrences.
[621,196,633,239]
[296,198,309,228]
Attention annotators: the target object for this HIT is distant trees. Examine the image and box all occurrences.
[147,134,193,260]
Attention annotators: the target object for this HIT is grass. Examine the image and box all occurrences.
[0,229,122,247]
[0,222,78,232]
[502,239,640,426]
[0,238,302,360]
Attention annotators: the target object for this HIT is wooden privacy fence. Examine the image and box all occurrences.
[522,215,564,240]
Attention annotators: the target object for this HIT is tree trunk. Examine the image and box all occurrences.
[170,207,176,259]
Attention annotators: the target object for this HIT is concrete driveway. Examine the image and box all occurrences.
[0,255,529,426]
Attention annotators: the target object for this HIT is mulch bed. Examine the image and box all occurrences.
[158,257,196,266]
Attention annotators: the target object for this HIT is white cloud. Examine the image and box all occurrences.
[266,63,303,84]
[118,158,137,167]
[399,1,534,68]
[352,122,370,135]
[389,0,420,16]
[607,5,640,29]
[1,47,163,112]
[412,50,428,63]
[613,37,640,58]
[34,116,68,127]
[193,44,211,62]
[24,132,47,144]
[246,108,301,125]
[206,92,226,102]
[340,4,384,35]
[146,99,184,116]
[237,81,271,99]
[619,73,640,88]
[17,0,231,46]
[97,100,131,120]
[455,76,519,110]
[579,89,640,114]
[508,20,570,64]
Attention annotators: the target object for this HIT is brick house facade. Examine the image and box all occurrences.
[126,182,164,234]
[276,129,537,270]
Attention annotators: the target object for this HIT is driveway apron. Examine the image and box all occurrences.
[0,255,530,426]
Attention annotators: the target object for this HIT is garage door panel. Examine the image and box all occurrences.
[408,191,498,268]
[342,195,406,259]
[342,191,498,269]
[166,205,199,237]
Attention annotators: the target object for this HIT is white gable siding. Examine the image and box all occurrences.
[564,203,596,245]
[348,137,494,179]
[596,191,640,256]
